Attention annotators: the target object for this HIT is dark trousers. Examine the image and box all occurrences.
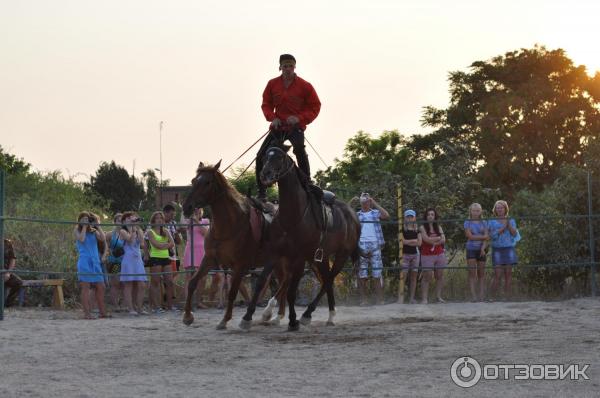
[4,273,23,307]
[255,128,310,195]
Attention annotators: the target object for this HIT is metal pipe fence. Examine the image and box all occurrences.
[2,170,599,320]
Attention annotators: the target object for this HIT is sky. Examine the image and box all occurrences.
[2,0,600,185]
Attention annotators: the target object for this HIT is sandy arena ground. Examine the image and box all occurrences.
[1,298,599,397]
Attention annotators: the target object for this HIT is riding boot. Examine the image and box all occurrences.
[257,186,267,202]
[295,152,311,184]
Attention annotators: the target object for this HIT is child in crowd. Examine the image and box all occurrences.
[401,209,421,304]
[419,208,447,304]
[464,203,488,302]
[488,200,520,300]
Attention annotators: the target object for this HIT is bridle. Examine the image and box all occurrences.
[265,149,296,183]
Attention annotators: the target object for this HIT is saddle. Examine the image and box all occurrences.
[307,185,335,231]
[248,197,275,243]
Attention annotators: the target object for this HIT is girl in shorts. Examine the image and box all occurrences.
[464,203,488,302]
[419,208,447,304]
[401,209,421,304]
[148,211,176,312]
[488,200,519,300]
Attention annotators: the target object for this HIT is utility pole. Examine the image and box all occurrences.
[159,121,164,187]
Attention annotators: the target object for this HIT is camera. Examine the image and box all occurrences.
[133,217,144,223]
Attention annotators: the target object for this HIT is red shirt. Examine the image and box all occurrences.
[420,228,444,256]
[261,74,321,130]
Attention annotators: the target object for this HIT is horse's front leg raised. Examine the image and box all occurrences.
[183,257,216,326]
[216,267,244,330]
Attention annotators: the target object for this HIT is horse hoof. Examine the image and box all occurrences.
[182,313,194,326]
[239,319,252,331]
[269,317,281,326]
[216,321,227,330]
[288,322,300,332]
[326,321,335,327]
[261,311,273,323]
[299,315,312,326]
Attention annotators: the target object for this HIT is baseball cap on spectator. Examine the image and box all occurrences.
[404,209,416,217]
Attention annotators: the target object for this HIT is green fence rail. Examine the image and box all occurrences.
[2,169,599,321]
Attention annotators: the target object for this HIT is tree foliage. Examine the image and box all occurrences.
[418,45,600,195]
[86,161,145,213]
[0,145,31,175]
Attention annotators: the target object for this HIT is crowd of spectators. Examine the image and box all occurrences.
[3,197,520,317]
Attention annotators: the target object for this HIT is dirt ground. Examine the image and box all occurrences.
[1,298,599,397]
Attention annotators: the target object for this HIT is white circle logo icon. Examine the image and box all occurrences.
[451,357,482,388]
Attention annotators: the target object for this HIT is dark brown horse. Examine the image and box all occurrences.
[182,161,285,329]
[259,146,361,330]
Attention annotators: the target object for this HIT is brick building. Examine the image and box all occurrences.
[156,185,191,209]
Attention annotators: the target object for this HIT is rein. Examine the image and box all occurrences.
[271,153,296,182]
[222,129,270,174]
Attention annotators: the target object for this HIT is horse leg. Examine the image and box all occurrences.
[325,253,348,326]
[240,260,274,330]
[275,268,290,325]
[300,263,328,325]
[217,268,244,330]
[287,260,305,331]
[261,257,287,324]
[183,257,215,325]
[325,277,336,326]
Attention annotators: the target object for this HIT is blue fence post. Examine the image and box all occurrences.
[588,171,597,297]
[1,169,6,320]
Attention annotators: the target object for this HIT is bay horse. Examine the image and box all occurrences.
[258,146,361,331]
[181,161,286,329]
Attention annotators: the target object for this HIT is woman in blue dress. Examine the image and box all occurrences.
[119,211,148,315]
[74,211,108,319]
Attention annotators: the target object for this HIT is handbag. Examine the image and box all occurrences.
[111,234,125,257]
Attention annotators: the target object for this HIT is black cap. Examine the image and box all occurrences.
[279,54,296,64]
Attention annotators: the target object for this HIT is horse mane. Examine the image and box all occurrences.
[196,163,248,212]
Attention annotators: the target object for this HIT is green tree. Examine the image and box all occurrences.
[139,168,170,211]
[86,161,145,213]
[0,145,31,175]
[227,165,277,200]
[419,45,600,195]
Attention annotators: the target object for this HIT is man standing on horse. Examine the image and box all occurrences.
[256,53,321,201]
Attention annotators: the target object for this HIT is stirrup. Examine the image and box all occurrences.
[314,248,324,262]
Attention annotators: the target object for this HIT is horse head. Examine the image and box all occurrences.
[183,160,222,217]
[260,145,293,186]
